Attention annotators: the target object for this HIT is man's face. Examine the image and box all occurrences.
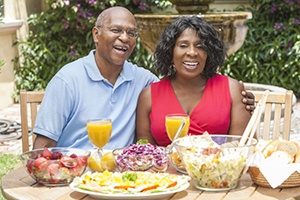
[93,10,137,67]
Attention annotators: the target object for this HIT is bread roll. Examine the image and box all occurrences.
[294,151,300,163]
[276,140,299,158]
[255,139,271,153]
[266,150,294,164]
[262,140,280,158]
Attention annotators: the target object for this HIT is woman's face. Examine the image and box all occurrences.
[172,28,207,79]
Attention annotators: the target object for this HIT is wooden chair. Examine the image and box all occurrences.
[249,90,294,140]
[20,90,44,152]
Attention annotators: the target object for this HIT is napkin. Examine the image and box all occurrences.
[248,151,300,188]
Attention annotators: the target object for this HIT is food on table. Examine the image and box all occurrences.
[170,151,187,173]
[72,170,190,194]
[173,135,256,190]
[100,151,117,171]
[113,140,169,172]
[21,147,90,186]
[254,139,300,163]
[88,151,116,172]
[249,139,300,188]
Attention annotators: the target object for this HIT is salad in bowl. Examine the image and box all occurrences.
[173,134,257,191]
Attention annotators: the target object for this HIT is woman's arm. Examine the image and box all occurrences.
[135,87,157,145]
[228,78,252,135]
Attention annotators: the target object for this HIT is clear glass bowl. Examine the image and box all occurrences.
[173,135,257,191]
[113,145,169,172]
[21,147,90,186]
[168,148,188,174]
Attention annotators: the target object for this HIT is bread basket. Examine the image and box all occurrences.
[248,166,300,188]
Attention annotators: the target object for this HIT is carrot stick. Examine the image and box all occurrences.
[167,181,177,188]
[141,184,159,192]
[114,185,135,190]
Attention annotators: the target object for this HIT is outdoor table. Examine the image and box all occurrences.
[2,166,300,200]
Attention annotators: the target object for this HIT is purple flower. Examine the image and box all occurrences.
[69,45,78,58]
[274,23,284,30]
[270,5,277,13]
[138,2,149,11]
[286,42,293,52]
[61,19,69,29]
[285,0,296,5]
[88,0,97,5]
[293,18,300,24]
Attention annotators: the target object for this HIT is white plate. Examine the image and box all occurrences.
[69,181,190,200]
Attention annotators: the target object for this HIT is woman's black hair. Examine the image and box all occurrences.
[154,16,227,78]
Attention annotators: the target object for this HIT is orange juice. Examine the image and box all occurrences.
[165,115,190,141]
[87,119,112,148]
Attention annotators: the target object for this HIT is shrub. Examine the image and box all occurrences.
[13,0,170,100]
[219,0,300,97]
[14,0,300,99]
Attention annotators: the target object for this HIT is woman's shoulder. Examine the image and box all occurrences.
[151,77,170,87]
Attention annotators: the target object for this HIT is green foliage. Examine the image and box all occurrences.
[0,154,23,199]
[0,60,4,73]
[14,0,300,98]
[0,0,3,18]
[219,0,300,97]
[14,0,170,99]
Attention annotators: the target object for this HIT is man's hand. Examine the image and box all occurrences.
[239,81,255,114]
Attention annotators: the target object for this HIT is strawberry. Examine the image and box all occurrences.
[41,147,53,159]
[47,163,60,176]
[60,156,78,168]
[33,157,48,171]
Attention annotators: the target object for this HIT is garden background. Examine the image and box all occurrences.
[9,0,300,99]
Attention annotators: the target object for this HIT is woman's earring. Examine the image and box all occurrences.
[171,64,176,74]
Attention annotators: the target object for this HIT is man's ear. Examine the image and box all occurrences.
[92,26,99,43]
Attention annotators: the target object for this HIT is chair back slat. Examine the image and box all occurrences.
[20,90,44,152]
[250,90,293,141]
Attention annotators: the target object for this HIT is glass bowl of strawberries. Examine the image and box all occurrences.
[20,147,90,186]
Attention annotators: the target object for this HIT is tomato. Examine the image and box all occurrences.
[60,156,78,168]
[47,163,60,176]
[41,147,53,159]
[70,153,77,158]
[70,164,82,176]
[77,155,88,166]
[26,159,35,173]
[33,157,48,170]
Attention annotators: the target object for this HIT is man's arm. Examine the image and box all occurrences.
[33,134,57,149]
[240,81,255,113]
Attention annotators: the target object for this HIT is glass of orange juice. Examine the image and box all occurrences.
[165,114,190,141]
[87,118,112,157]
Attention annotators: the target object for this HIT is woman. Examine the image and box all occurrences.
[136,16,251,147]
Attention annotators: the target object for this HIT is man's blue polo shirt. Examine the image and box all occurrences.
[34,50,158,150]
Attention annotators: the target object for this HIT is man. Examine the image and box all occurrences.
[33,7,254,150]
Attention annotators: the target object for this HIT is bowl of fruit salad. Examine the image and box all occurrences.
[173,135,257,191]
[20,147,90,186]
[113,140,169,172]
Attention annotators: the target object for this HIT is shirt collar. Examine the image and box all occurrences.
[84,50,135,82]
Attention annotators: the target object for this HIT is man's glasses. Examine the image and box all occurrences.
[97,26,138,38]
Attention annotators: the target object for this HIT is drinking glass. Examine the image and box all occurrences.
[87,118,112,157]
[165,114,190,141]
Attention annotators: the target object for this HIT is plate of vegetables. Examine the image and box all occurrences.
[70,170,190,199]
